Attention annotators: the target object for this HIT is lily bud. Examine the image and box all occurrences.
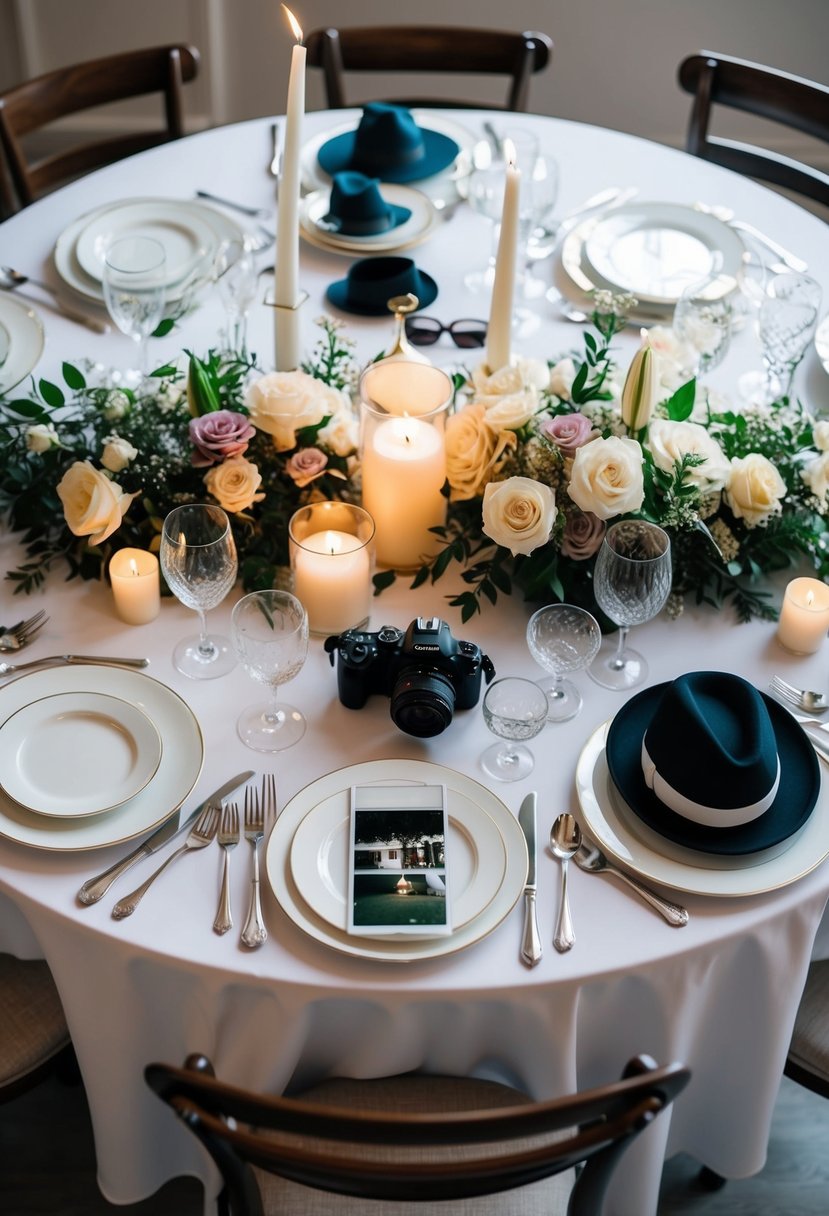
[186,352,222,416]
[621,329,660,432]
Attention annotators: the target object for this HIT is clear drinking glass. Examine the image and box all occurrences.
[463,127,540,294]
[160,504,238,679]
[214,237,258,352]
[753,272,822,403]
[590,520,672,691]
[102,236,167,382]
[480,677,549,782]
[231,590,309,752]
[672,275,733,377]
[526,604,601,722]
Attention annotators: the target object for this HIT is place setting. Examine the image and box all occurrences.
[300,169,440,256]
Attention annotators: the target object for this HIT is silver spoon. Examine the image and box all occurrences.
[550,813,581,953]
[574,841,689,926]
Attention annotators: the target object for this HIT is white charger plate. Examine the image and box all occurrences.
[0,665,203,850]
[575,721,829,897]
[74,200,219,287]
[300,184,439,256]
[290,782,508,937]
[0,691,162,818]
[0,295,45,394]
[267,759,527,963]
[553,226,672,324]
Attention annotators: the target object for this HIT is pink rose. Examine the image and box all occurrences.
[285,447,328,488]
[561,510,605,560]
[189,410,255,467]
[541,413,596,458]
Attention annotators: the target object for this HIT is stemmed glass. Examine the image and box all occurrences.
[480,677,549,782]
[590,520,672,691]
[751,272,822,404]
[526,604,601,722]
[463,127,541,294]
[214,237,258,352]
[231,590,309,752]
[160,504,238,680]
[672,274,733,378]
[102,236,167,383]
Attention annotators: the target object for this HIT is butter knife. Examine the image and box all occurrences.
[518,792,542,967]
[77,771,254,905]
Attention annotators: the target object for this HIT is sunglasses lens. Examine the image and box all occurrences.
[450,320,487,349]
[405,317,442,346]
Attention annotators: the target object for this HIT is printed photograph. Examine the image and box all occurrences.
[351,806,448,930]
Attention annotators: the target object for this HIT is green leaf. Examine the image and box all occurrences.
[38,380,65,409]
[666,378,696,422]
[152,318,176,338]
[2,398,48,420]
[61,363,86,391]
[373,569,396,594]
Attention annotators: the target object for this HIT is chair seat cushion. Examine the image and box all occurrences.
[0,954,70,1088]
[788,959,829,1087]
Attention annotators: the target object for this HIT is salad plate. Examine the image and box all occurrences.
[0,295,45,394]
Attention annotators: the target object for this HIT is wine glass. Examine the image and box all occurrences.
[526,604,601,722]
[102,236,167,384]
[231,590,309,752]
[480,677,549,782]
[160,504,238,680]
[672,275,733,378]
[590,520,672,691]
[463,127,540,294]
[753,272,822,403]
[214,237,258,352]
[519,152,560,301]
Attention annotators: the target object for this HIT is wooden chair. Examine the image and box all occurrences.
[784,959,829,1099]
[0,953,74,1102]
[304,27,552,113]
[0,44,200,216]
[146,1052,689,1215]
[678,51,829,207]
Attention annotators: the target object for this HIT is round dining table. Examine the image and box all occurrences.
[1,108,829,1216]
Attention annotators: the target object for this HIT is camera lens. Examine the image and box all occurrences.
[390,668,456,738]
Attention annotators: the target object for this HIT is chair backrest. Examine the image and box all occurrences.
[304,26,552,113]
[0,44,200,215]
[678,51,829,206]
[146,1052,690,1216]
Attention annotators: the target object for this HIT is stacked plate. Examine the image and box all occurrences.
[300,184,440,257]
[0,665,203,850]
[0,295,44,394]
[53,197,245,306]
[265,758,528,962]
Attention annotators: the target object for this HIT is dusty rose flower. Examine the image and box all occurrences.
[541,413,596,458]
[286,447,328,488]
[560,510,605,560]
[189,410,255,467]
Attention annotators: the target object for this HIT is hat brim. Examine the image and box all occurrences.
[318,127,460,184]
[326,268,438,317]
[605,680,820,855]
[321,202,412,236]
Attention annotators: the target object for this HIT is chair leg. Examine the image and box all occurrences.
[697,1166,728,1190]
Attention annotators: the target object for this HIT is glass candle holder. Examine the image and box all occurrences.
[289,501,375,635]
[359,360,453,571]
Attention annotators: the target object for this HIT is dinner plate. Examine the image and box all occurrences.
[816,314,829,376]
[300,184,439,256]
[553,227,673,325]
[0,295,45,394]
[290,782,508,936]
[0,691,162,818]
[266,759,527,962]
[0,665,203,850]
[0,319,9,368]
[575,721,829,897]
[74,200,219,286]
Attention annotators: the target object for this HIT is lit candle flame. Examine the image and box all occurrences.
[129,558,139,577]
[807,590,815,607]
[324,531,342,556]
[502,137,517,170]
[282,4,303,43]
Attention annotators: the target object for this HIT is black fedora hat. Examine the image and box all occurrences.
[321,171,412,236]
[605,671,820,855]
[326,256,438,317]
[317,103,460,184]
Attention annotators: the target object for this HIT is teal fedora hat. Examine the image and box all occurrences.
[321,172,412,236]
[317,103,459,184]
[605,671,820,855]
[326,256,438,317]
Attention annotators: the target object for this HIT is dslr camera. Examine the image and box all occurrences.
[324,617,495,738]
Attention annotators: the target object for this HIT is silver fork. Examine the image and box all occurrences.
[0,610,48,652]
[769,675,828,714]
[241,774,276,948]
[111,805,219,919]
[213,802,240,936]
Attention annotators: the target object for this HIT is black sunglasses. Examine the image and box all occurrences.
[404,316,488,349]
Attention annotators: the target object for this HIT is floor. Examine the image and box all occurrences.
[1,1071,828,1215]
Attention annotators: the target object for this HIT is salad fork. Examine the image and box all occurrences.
[241,774,276,948]
[769,675,828,714]
[213,801,240,936]
[0,609,48,652]
[111,805,219,919]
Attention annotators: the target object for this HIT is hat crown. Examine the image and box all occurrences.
[354,103,426,169]
[328,172,389,219]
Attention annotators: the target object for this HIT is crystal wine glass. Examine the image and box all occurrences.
[753,272,822,404]
[526,604,601,722]
[160,504,238,680]
[590,520,672,691]
[480,677,549,782]
[672,275,733,378]
[231,590,309,752]
[102,236,167,384]
[214,236,258,352]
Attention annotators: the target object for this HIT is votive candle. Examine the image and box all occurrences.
[109,549,160,625]
[289,503,374,634]
[777,577,829,654]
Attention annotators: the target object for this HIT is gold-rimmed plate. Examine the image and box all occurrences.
[300,184,439,256]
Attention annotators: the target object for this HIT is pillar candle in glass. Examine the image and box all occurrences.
[289,502,375,635]
[777,577,829,654]
[109,549,160,625]
[359,361,453,571]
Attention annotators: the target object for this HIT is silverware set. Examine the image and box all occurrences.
[0,264,111,332]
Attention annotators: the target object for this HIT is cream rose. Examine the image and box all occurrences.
[101,435,138,474]
[482,476,556,556]
[56,461,138,545]
[246,371,343,452]
[204,455,265,514]
[802,452,829,507]
[647,418,730,491]
[725,453,786,527]
[445,404,516,501]
[482,389,542,432]
[26,422,59,453]
[549,358,577,401]
[568,436,645,520]
[317,408,359,457]
[813,420,829,452]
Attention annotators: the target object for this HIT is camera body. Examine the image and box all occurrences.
[324,617,495,738]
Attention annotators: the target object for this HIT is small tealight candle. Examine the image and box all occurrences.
[777,577,829,654]
[109,549,161,625]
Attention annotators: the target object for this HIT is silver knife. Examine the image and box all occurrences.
[0,655,149,677]
[518,792,542,967]
[76,770,254,905]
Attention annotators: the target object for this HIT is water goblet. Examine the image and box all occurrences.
[231,590,309,752]
[753,272,822,403]
[672,274,733,378]
[102,236,167,384]
[463,127,540,294]
[160,504,238,680]
[214,237,258,352]
[480,677,549,782]
[590,520,672,691]
[526,604,601,722]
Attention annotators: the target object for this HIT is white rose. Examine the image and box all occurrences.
[56,461,138,545]
[568,435,645,520]
[725,453,786,528]
[103,389,131,421]
[101,435,138,473]
[549,357,576,401]
[246,371,340,452]
[204,455,265,514]
[317,408,359,457]
[802,452,829,507]
[482,476,557,556]
[647,418,730,491]
[482,388,541,432]
[647,324,696,387]
[813,420,829,452]
[26,422,59,453]
[515,357,550,390]
[472,363,525,397]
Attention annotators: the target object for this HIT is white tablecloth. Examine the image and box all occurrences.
[1,111,829,1216]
